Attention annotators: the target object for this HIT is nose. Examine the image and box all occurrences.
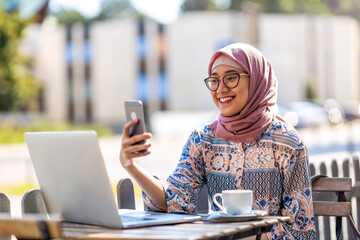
[216,78,228,93]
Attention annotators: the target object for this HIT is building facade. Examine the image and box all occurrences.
[23,12,360,126]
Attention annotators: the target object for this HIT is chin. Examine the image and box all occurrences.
[220,110,241,117]
[220,112,232,117]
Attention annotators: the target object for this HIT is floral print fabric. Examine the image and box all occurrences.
[143,116,316,239]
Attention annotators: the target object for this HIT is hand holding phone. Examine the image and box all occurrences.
[124,100,148,153]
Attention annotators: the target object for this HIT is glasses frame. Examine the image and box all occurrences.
[204,73,250,91]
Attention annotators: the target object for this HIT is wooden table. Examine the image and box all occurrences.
[61,216,290,240]
[0,215,290,240]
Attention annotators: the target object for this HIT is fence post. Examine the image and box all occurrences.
[319,162,331,240]
[343,158,352,239]
[353,156,360,231]
[331,160,344,240]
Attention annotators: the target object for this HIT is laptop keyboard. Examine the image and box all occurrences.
[120,215,155,223]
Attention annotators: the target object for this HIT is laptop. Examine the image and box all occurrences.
[24,131,201,228]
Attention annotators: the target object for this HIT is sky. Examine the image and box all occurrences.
[49,0,184,23]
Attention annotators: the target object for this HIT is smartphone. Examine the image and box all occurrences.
[124,100,148,152]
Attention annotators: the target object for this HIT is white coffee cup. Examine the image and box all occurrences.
[212,189,253,215]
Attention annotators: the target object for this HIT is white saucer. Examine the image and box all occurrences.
[203,210,267,222]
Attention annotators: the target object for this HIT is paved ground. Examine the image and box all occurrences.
[2,112,360,218]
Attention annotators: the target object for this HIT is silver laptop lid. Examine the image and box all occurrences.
[24,131,123,228]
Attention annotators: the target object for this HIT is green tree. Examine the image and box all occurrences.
[181,0,218,11]
[94,0,139,21]
[305,77,318,100]
[0,8,39,111]
[277,0,329,14]
[181,0,332,14]
[51,0,140,24]
[51,8,88,25]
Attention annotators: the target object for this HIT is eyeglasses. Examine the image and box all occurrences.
[204,73,249,91]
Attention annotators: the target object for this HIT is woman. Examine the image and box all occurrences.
[120,43,316,239]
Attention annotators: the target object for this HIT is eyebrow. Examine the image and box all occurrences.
[211,69,242,76]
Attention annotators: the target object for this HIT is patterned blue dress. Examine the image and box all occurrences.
[143,116,316,239]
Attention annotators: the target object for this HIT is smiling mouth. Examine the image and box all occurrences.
[219,97,233,103]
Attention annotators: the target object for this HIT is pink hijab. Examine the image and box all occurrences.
[209,43,277,143]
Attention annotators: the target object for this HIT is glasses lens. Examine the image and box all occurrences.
[224,74,240,88]
[205,78,218,91]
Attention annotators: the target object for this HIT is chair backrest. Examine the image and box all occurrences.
[312,176,352,217]
[117,178,136,209]
[0,216,61,239]
[0,193,11,240]
[0,193,10,215]
[196,185,209,213]
[21,189,48,215]
[117,178,210,213]
[23,182,137,214]
[311,175,360,239]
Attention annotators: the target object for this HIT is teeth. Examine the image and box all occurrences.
[220,97,233,103]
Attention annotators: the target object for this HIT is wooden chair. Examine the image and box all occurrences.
[0,216,61,239]
[0,193,11,240]
[196,184,209,213]
[0,193,10,215]
[21,189,48,215]
[117,178,136,209]
[311,175,360,239]
[117,178,210,213]
[22,182,138,215]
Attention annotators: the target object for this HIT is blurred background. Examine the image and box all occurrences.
[2,0,360,219]
[2,0,360,131]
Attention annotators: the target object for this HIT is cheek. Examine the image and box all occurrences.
[210,92,217,101]
[238,82,250,101]
[210,93,220,106]
[241,89,249,101]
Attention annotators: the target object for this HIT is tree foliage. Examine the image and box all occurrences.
[181,0,218,11]
[0,8,39,111]
[51,0,141,24]
[181,0,360,20]
[51,8,88,25]
[94,0,140,21]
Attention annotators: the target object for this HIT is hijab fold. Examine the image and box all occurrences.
[208,43,277,143]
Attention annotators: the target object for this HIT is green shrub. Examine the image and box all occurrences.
[0,119,114,143]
